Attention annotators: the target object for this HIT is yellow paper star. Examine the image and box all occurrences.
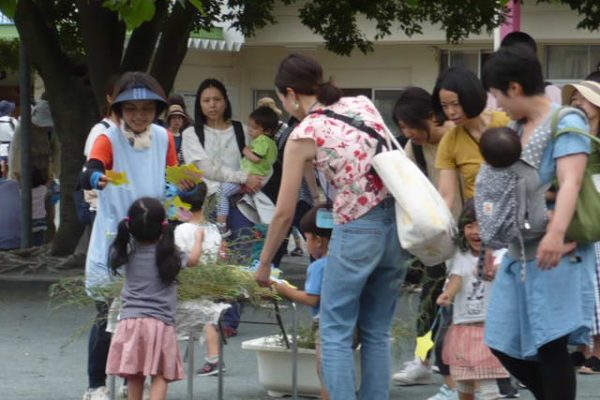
[415,331,435,362]
[166,164,204,185]
[105,170,130,186]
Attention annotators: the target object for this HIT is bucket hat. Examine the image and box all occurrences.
[562,80,600,108]
[166,104,190,122]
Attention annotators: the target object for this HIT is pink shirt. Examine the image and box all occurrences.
[289,96,389,224]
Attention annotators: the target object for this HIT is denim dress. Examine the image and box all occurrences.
[485,110,596,360]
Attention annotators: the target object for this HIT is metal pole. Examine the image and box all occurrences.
[291,302,298,400]
[19,43,32,248]
[187,336,194,400]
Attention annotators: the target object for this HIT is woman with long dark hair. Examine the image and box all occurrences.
[181,78,262,195]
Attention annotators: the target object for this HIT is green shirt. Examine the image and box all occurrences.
[241,134,278,177]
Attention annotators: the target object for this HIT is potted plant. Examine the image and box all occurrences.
[242,326,361,398]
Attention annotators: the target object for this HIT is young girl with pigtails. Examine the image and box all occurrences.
[105,197,185,400]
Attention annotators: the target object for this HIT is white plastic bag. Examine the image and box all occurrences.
[371,133,456,266]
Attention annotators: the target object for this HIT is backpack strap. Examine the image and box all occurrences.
[552,106,600,147]
[308,109,393,154]
[231,120,246,154]
[412,144,428,177]
[99,120,110,129]
[0,117,15,130]
[195,121,246,156]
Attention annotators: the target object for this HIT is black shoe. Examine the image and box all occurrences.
[571,351,587,368]
[579,356,600,375]
[197,361,226,376]
[497,378,520,398]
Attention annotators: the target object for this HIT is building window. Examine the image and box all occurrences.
[439,49,493,77]
[546,45,600,81]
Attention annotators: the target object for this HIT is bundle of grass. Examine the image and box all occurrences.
[49,263,278,310]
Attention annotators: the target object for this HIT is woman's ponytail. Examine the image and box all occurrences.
[316,79,342,106]
[110,219,132,275]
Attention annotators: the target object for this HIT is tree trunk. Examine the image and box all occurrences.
[48,79,98,256]
[150,1,198,94]
[15,0,99,256]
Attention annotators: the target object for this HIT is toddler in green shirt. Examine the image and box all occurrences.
[217,106,279,234]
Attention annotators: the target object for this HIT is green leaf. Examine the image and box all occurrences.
[187,0,205,13]
[0,0,17,18]
[102,0,156,30]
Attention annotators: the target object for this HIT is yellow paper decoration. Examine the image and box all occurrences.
[166,164,204,185]
[415,331,435,362]
[105,170,130,186]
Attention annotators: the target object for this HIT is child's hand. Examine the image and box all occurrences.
[436,292,452,307]
[243,147,253,157]
[97,174,110,189]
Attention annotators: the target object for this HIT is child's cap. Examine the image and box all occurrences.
[300,206,332,238]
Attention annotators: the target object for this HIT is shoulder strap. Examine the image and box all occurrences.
[308,109,393,153]
[552,106,600,147]
[231,120,246,155]
[99,120,110,129]
[412,144,428,177]
[0,117,15,130]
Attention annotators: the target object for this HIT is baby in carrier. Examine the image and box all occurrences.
[475,127,549,272]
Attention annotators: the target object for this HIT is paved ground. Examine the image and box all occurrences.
[1,262,599,399]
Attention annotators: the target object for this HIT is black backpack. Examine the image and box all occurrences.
[195,120,245,155]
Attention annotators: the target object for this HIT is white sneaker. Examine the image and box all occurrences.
[427,384,459,400]
[82,386,110,400]
[392,358,433,385]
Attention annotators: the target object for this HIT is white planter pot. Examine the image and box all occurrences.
[242,335,360,398]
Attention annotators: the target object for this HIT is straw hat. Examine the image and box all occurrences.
[257,97,283,116]
[562,80,600,108]
[166,104,190,122]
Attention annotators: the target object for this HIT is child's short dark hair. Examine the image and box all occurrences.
[299,206,332,239]
[482,45,545,96]
[432,66,487,123]
[457,199,478,252]
[249,106,280,137]
[480,127,522,168]
[500,31,537,54]
[179,181,208,212]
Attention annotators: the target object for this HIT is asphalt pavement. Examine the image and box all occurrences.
[1,260,598,399]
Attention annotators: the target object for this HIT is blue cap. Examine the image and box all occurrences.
[112,87,167,105]
[0,100,15,117]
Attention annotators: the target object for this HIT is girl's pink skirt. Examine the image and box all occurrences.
[106,317,184,382]
[442,323,508,381]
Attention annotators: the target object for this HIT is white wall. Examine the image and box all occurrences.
[174,44,441,119]
[173,1,600,119]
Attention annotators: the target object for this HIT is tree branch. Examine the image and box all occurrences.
[121,0,169,72]
[150,1,199,94]
[76,0,126,112]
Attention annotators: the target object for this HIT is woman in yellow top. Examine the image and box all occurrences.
[433,66,510,209]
